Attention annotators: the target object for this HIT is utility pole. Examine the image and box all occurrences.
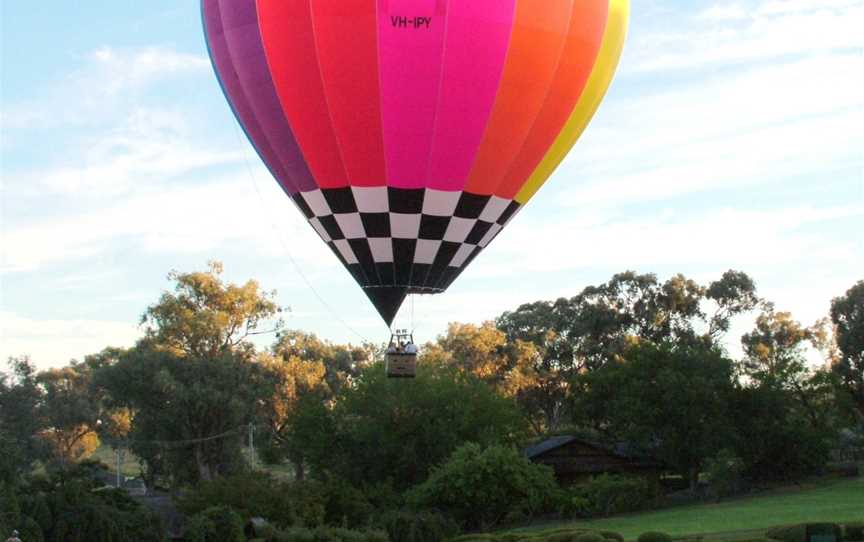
[248,422,255,468]
[115,448,124,488]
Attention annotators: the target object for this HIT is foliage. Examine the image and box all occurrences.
[567,474,660,518]
[96,347,269,484]
[376,509,459,542]
[271,330,377,398]
[830,279,864,417]
[184,506,245,542]
[574,534,606,542]
[574,340,736,489]
[293,364,527,490]
[266,526,388,542]
[730,383,834,481]
[496,270,759,433]
[407,443,558,530]
[846,522,864,541]
[704,449,745,498]
[764,524,811,542]
[141,261,284,360]
[258,349,330,476]
[16,515,45,542]
[636,533,672,542]
[177,472,375,529]
[0,356,46,468]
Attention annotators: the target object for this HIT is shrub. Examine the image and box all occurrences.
[600,532,624,542]
[16,515,45,542]
[555,489,591,519]
[275,527,315,542]
[184,506,245,542]
[807,524,843,540]
[407,443,559,530]
[764,524,842,542]
[572,474,659,517]
[704,449,745,498]
[176,473,355,529]
[378,509,459,542]
[846,522,864,541]
[575,534,607,542]
[638,532,672,542]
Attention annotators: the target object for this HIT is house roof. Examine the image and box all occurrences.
[524,434,659,464]
[524,435,579,459]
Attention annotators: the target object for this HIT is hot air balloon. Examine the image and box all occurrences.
[202,0,628,327]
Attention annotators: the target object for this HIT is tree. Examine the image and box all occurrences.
[140,261,284,360]
[36,362,102,464]
[739,310,840,430]
[97,348,269,485]
[421,322,543,430]
[0,357,45,468]
[574,341,737,490]
[271,330,375,399]
[258,352,328,478]
[96,262,285,485]
[496,270,760,432]
[290,363,528,490]
[830,280,864,417]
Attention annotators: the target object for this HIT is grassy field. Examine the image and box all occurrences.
[510,477,864,539]
[90,445,143,478]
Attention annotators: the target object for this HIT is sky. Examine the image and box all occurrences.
[1,1,862,370]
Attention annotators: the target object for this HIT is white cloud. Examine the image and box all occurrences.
[0,312,141,370]
[698,4,750,21]
[86,46,210,96]
[630,0,863,72]
[1,172,336,273]
[3,46,211,129]
[474,203,863,276]
[559,53,863,206]
[8,108,245,198]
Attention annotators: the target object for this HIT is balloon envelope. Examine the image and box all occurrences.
[202,0,628,325]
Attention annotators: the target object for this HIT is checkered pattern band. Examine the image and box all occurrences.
[291,187,520,293]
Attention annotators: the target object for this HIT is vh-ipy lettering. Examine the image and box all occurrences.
[390,15,432,29]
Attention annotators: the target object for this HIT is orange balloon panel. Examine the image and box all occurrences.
[203,0,628,324]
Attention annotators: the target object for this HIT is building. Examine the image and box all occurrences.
[525,435,664,485]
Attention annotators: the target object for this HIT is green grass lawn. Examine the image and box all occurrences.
[512,477,864,539]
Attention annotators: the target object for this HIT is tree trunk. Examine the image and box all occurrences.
[689,466,700,493]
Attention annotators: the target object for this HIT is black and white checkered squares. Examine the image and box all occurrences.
[291,186,520,294]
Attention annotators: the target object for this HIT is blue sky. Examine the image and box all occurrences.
[2,1,862,369]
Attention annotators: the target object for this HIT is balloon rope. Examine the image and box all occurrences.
[232,124,370,344]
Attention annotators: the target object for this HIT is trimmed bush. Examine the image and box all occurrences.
[266,526,389,542]
[600,532,625,542]
[638,532,672,542]
[846,522,864,541]
[378,509,459,542]
[275,527,315,542]
[807,524,843,540]
[767,524,808,542]
[766,524,842,542]
[574,534,607,542]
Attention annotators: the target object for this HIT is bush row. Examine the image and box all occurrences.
[452,528,624,542]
